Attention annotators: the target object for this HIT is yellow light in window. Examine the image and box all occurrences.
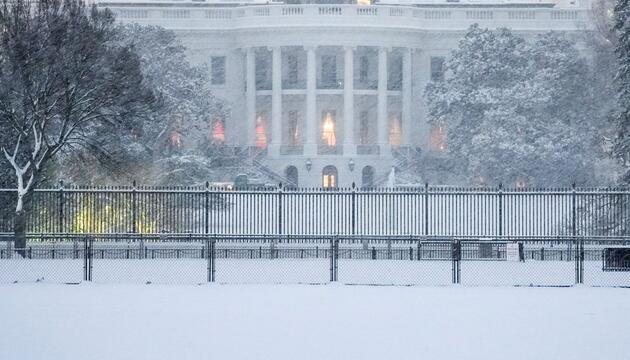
[430,123,446,152]
[389,116,402,148]
[357,0,371,5]
[322,112,336,146]
[323,174,336,188]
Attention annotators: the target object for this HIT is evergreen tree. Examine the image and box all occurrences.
[425,25,609,187]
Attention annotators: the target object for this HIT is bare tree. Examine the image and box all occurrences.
[0,0,153,252]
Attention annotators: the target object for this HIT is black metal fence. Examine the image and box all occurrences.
[1,184,629,236]
[1,234,629,287]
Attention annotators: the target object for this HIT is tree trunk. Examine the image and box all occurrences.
[13,191,33,258]
[13,209,27,257]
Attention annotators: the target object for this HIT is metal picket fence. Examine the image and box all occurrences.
[1,184,630,237]
[1,234,628,287]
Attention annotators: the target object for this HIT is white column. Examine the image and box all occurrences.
[377,47,389,156]
[270,46,282,157]
[246,47,256,147]
[402,48,412,146]
[305,46,317,155]
[343,46,355,156]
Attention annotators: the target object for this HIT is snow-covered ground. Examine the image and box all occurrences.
[0,284,628,360]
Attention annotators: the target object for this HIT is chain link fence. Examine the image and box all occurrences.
[1,234,629,287]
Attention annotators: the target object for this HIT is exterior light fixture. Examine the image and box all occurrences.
[306,158,312,172]
[348,158,355,172]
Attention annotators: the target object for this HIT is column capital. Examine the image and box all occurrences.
[267,45,282,52]
[343,45,357,52]
[378,46,393,53]
[304,45,318,53]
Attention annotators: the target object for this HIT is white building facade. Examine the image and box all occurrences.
[97,0,594,187]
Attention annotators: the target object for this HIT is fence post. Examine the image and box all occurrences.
[424,183,429,236]
[83,237,88,281]
[207,235,216,283]
[277,183,283,239]
[351,183,356,235]
[570,183,576,262]
[209,237,214,282]
[58,180,64,233]
[498,183,503,237]
[83,236,93,282]
[131,180,137,234]
[452,239,461,284]
[139,234,144,260]
[205,181,210,235]
[579,239,584,284]
[334,236,339,282]
[330,236,339,282]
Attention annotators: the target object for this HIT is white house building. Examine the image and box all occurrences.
[96,0,594,187]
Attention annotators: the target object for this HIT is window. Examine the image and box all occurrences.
[388,55,402,90]
[321,55,337,86]
[255,113,268,149]
[362,166,375,188]
[430,56,445,82]
[288,110,299,145]
[285,166,299,188]
[321,111,336,146]
[255,55,270,89]
[322,165,338,189]
[212,119,225,143]
[359,56,369,83]
[429,122,446,151]
[287,55,298,85]
[359,111,369,145]
[389,114,402,148]
[211,56,226,85]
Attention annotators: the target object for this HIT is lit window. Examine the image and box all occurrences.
[322,111,336,146]
[389,114,402,148]
[169,131,182,148]
[211,56,226,85]
[429,122,446,151]
[357,0,371,5]
[322,165,338,189]
[288,110,299,145]
[255,114,267,148]
[212,119,225,143]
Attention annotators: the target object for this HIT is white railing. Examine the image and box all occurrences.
[104,4,591,31]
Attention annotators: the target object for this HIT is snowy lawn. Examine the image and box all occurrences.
[0,284,628,360]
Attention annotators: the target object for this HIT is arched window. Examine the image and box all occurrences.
[285,166,298,188]
[362,166,375,188]
[322,165,338,189]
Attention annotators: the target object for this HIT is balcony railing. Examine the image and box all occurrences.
[318,144,343,155]
[357,144,380,155]
[104,4,591,33]
[280,145,304,155]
